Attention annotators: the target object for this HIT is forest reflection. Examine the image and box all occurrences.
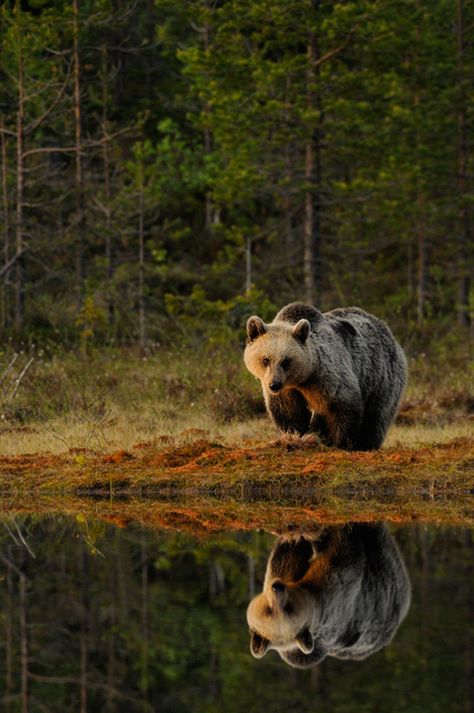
[0,517,472,712]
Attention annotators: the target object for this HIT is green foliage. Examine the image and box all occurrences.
[165,286,276,346]
[75,295,107,351]
[0,0,472,346]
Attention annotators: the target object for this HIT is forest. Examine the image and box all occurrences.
[0,5,473,707]
[0,0,472,350]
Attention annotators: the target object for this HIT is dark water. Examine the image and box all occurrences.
[0,516,473,712]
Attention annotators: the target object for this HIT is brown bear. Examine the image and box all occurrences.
[244,302,407,450]
[247,524,411,668]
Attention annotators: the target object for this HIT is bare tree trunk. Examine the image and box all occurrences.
[303,16,322,306]
[140,539,149,700]
[247,553,255,599]
[15,16,25,333]
[101,44,114,328]
[208,560,225,600]
[283,166,294,249]
[19,572,29,713]
[1,117,10,329]
[208,648,221,701]
[303,133,315,303]
[106,583,116,712]
[203,1,217,232]
[245,236,252,293]
[463,531,474,713]
[73,0,85,308]
[314,114,322,306]
[80,632,87,713]
[407,239,415,302]
[456,0,471,328]
[80,551,89,713]
[412,20,428,326]
[416,191,427,324]
[283,75,294,250]
[5,550,13,713]
[204,123,214,231]
[138,158,145,352]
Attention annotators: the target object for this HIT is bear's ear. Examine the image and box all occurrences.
[296,628,314,655]
[246,316,268,342]
[250,631,270,659]
[292,319,310,344]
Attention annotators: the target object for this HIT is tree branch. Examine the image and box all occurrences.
[0,249,26,280]
[312,24,361,69]
[26,72,72,135]
[21,127,133,160]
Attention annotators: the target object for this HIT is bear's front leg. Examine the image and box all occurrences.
[326,400,363,450]
[266,389,312,436]
[309,413,331,444]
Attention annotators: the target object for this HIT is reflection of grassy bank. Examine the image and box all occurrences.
[1,485,474,534]
[0,342,472,456]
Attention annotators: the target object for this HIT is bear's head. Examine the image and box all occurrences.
[243,316,313,393]
[247,578,326,665]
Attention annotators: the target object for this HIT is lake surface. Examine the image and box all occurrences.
[0,515,472,712]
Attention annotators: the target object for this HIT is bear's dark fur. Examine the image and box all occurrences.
[247,524,411,668]
[244,302,407,450]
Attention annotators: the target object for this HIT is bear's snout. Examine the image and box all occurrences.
[270,379,283,393]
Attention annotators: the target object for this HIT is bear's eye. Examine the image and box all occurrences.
[262,357,270,368]
[281,357,292,370]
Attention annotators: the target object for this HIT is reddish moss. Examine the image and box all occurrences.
[0,435,472,498]
[102,450,135,464]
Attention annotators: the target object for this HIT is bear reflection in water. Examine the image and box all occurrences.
[247,523,411,668]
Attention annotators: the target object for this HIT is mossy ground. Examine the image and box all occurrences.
[0,433,472,531]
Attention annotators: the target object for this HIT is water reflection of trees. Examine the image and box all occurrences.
[0,520,265,712]
[0,518,472,712]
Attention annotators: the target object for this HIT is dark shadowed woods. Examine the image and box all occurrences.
[0,0,472,350]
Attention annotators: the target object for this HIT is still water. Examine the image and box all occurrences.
[0,515,472,712]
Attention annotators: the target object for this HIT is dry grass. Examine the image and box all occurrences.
[0,340,471,460]
[0,412,272,456]
[386,420,474,448]
[0,411,472,457]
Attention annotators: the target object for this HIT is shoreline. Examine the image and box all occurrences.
[0,433,472,498]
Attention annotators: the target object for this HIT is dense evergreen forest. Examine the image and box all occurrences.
[0,0,472,347]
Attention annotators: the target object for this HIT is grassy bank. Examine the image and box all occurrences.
[0,432,472,531]
[0,336,474,533]
[2,485,474,535]
[0,340,472,528]
[0,429,472,499]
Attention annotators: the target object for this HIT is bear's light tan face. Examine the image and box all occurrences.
[247,581,315,655]
[244,322,313,393]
